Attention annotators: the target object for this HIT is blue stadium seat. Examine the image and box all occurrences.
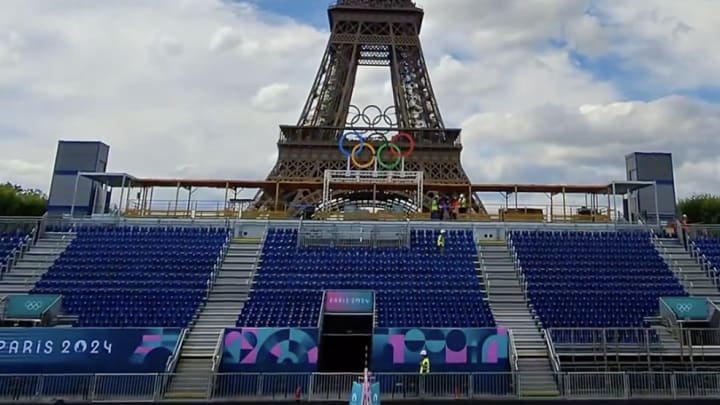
[31,226,230,327]
[0,231,28,270]
[237,228,495,328]
[694,237,720,280]
[509,230,686,343]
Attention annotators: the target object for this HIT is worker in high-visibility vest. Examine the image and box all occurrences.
[419,350,430,374]
[430,197,439,220]
[459,194,468,214]
[437,230,446,254]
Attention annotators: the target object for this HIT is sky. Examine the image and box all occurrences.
[1,0,719,210]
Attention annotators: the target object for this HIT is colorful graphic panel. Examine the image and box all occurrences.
[371,327,509,372]
[220,328,319,372]
[0,327,182,374]
[324,290,374,314]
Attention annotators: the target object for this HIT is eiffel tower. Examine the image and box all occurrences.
[257,0,476,213]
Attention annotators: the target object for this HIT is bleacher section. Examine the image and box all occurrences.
[237,228,495,328]
[694,237,720,275]
[0,231,28,271]
[31,226,229,327]
[510,231,687,342]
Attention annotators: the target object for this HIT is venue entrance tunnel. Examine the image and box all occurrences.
[318,314,373,373]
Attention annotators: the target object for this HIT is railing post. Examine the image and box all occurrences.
[206,373,214,401]
[35,374,44,401]
[670,372,677,399]
[308,373,315,401]
[623,372,630,399]
[467,373,474,398]
[152,373,162,401]
[89,374,97,402]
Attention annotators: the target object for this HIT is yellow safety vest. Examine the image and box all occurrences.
[431,200,438,212]
[420,357,430,374]
[460,197,467,209]
[437,235,445,247]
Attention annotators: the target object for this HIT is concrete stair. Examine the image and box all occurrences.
[0,232,74,296]
[653,237,720,299]
[165,236,263,399]
[477,240,559,397]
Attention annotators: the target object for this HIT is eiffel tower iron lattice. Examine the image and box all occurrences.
[257,0,479,213]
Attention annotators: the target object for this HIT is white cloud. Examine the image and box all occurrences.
[0,0,719,211]
[252,83,293,112]
[209,26,242,53]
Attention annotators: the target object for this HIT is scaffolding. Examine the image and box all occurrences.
[321,170,424,212]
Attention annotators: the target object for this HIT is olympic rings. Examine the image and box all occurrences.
[339,131,415,170]
[345,104,397,128]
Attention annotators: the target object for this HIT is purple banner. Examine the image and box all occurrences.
[324,290,374,314]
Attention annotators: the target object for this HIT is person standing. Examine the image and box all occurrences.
[681,214,690,250]
[419,350,430,374]
[459,194,468,213]
[430,197,439,220]
[437,230,446,255]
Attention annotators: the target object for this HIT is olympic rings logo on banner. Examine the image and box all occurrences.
[338,131,416,170]
[676,303,692,313]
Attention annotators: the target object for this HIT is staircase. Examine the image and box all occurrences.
[644,316,683,351]
[165,236,263,399]
[477,240,558,397]
[0,232,74,296]
[653,237,720,300]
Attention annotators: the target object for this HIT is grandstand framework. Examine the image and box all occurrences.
[71,171,661,224]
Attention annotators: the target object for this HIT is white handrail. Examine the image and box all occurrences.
[507,330,519,372]
[543,329,561,374]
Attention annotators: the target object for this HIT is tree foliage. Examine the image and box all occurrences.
[678,194,720,224]
[0,183,47,217]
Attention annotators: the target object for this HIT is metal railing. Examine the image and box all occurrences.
[689,240,719,284]
[165,329,188,374]
[4,371,720,402]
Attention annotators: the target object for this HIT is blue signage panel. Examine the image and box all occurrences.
[349,381,363,405]
[325,290,374,314]
[0,327,183,374]
[662,297,708,320]
[220,328,319,373]
[4,294,62,319]
[371,327,509,372]
[370,382,380,405]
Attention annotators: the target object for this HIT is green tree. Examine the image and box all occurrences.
[0,183,47,216]
[678,194,720,224]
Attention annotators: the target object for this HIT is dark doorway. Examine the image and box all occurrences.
[318,315,373,373]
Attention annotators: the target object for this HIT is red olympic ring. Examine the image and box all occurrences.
[389,132,415,158]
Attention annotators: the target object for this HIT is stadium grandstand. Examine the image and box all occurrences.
[3,1,720,405]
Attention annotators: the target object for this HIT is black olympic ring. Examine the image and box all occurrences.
[345,105,397,128]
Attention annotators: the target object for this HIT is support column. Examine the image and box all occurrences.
[562,187,567,222]
[118,175,127,216]
[612,182,617,223]
[274,182,280,212]
[549,193,554,223]
[653,182,660,225]
[70,173,80,217]
[174,183,181,216]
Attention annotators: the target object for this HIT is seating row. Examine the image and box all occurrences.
[511,230,686,329]
[238,229,494,328]
[31,227,228,327]
[0,233,27,266]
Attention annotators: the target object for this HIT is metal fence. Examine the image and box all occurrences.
[2,372,720,402]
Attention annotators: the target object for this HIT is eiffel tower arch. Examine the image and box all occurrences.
[257,0,477,213]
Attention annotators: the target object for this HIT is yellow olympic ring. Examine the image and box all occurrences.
[351,143,376,169]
